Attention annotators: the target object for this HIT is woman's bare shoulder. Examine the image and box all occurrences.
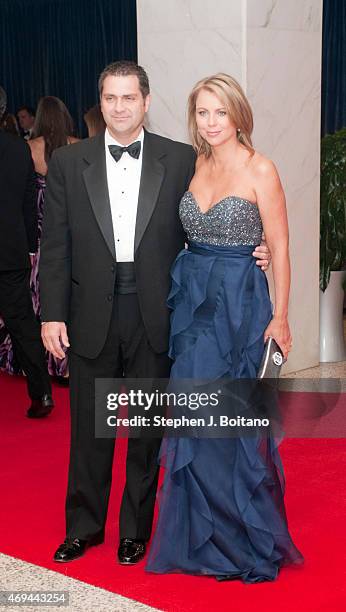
[250,151,278,179]
[28,136,44,150]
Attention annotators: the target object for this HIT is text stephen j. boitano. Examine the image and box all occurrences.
[106,415,270,428]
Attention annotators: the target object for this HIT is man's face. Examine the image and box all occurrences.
[17,109,35,131]
[100,75,150,143]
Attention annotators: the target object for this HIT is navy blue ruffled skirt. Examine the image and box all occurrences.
[146,242,303,582]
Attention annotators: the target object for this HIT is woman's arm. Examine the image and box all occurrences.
[254,157,292,358]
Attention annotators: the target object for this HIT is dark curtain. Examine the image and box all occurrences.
[321,0,346,135]
[0,0,137,136]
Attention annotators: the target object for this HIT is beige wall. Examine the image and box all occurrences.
[137,0,322,372]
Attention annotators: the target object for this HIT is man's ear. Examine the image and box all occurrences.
[144,93,151,113]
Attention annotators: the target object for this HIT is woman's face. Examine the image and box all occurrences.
[195,88,237,148]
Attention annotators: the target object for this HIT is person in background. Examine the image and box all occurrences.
[0,102,20,371]
[28,96,79,383]
[0,112,19,135]
[17,106,35,140]
[0,86,53,418]
[84,104,106,137]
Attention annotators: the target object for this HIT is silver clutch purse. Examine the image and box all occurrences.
[257,337,286,379]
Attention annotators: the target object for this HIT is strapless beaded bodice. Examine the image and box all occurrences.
[180,191,263,246]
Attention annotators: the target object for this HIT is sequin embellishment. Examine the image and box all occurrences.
[180,191,263,246]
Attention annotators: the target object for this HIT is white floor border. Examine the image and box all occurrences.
[0,553,161,612]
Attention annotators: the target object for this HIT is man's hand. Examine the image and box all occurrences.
[41,322,70,359]
[29,254,35,267]
[253,232,271,271]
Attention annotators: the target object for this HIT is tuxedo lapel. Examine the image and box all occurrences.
[82,133,116,259]
[134,130,166,253]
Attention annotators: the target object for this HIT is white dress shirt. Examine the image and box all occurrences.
[104,127,144,262]
[23,128,33,140]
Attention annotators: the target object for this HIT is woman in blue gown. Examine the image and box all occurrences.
[146,73,303,582]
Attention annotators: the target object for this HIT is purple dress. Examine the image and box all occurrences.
[0,173,68,377]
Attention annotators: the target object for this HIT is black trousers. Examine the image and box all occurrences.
[66,293,171,542]
[0,268,51,399]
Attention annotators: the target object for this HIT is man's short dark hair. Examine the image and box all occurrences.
[17,105,35,117]
[98,61,150,99]
[0,86,7,119]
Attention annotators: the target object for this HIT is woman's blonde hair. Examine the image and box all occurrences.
[187,73,254,158]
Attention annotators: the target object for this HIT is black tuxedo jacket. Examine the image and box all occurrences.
[0,131,37,271]
[40,130,196,358]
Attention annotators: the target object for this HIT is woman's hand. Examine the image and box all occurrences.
[264,316,292,360]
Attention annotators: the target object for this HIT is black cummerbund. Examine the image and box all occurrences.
[115,262,137,294]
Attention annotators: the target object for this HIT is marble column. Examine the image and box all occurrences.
[137,0,323,373]
[137,0,244,140]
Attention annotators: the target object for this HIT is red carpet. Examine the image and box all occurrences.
[1,371,346,611]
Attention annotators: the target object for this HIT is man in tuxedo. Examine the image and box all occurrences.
[40,61,270,565]
[17,106,35,140]
[0,87,53,417]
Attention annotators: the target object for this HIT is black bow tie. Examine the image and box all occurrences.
[108,141,141,162]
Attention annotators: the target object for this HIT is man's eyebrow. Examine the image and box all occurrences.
[103,92,138,97]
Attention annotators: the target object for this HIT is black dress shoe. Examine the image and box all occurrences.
[54,533,103,563]
[117,538,146,565]
[27,394,54,418]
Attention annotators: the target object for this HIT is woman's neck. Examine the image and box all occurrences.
[210,138,248,171]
